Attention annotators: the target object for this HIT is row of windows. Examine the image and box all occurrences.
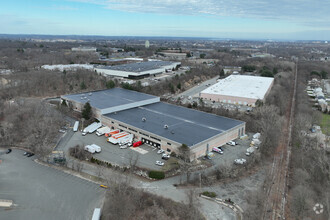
[118,124,127,129]
[128,128,137,133]
[150,136,161,142]
[139,131,149,137]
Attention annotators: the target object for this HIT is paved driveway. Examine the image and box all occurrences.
[0,149,104,220]
[63,131,165,171]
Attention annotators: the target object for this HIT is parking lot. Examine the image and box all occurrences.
[207,134,254,167]
[63,131,167,171]
[61,127,255,172]
[0,149,104,220]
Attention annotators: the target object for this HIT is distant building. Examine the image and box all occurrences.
[71,47,97,52]
[200,75,274,107]
[158,52,187,60]
[94,61,181,79]
[223,66,242,75]
[145,40,150,48]
[251,53,275,58]
[109,48,124,53]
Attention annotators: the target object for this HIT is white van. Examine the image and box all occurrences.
[84,145,96,154]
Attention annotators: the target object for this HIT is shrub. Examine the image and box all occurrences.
[148,171,165,179]
[202,191,217,198]
[69,145,91,160]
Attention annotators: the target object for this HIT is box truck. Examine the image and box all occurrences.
[96,126,111,136]
[84,145,96,153]
[105,129,120,137]
[73,121,79,132]
[82,122,102,135]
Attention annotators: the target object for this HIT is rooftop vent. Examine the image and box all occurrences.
[142,117,146,122]
[164,124,169,129]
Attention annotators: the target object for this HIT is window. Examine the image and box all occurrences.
[150,136,161,142]
[167,148,171,152]
[129,128,137,132]
[119,124,127,129]
[111,121,114,124]
[167,142,171,145]
[139,131,149,137]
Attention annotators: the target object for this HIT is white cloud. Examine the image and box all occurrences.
[70,0,330,28]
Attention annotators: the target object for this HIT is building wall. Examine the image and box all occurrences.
[189,124,245,160]
[200,93,257,106]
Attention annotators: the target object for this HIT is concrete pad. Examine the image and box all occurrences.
[130,147,148,155]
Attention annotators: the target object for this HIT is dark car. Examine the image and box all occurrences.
[6,149,12,154]
[27,153,35,157]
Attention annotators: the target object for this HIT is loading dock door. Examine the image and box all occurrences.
[142,138,160,148]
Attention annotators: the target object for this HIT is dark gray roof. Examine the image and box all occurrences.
[104,102,244,147]
[61,88,158,110]
[97,61,177,73]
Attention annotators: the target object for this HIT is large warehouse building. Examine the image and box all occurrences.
[94,61,181,79]
[200,75,274,107]
[61,88,245,161]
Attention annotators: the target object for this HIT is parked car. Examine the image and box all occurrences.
[27,153,35,157]
[212,147,223,154]
[234,158,246,165]
[23,151,28,156]
[6,149,12,154]
[58,129,66,133]
[162,153,170,160]
[155,161,164,166]
[227,141,236,146]
[157,149,165,154]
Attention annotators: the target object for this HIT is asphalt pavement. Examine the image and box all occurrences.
[175,76,219,98]
[0,149,105,220]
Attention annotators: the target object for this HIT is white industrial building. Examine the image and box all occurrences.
[94,61,181,79]
[200,75,274,106]
[71,47,97,52]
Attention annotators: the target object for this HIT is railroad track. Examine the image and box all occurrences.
[262,61,297,220]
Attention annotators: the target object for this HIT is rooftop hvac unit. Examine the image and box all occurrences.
[142,117,146,122]
[164,124,169,129]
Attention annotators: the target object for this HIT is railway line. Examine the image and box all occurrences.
[262,61,297,220]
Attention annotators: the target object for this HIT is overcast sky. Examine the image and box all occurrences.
[1,0,330,40]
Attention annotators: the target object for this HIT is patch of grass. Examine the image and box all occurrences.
[202,191,217,198]
[162,157,179,172]
[320,113,330,135]
[148,170,165,179]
